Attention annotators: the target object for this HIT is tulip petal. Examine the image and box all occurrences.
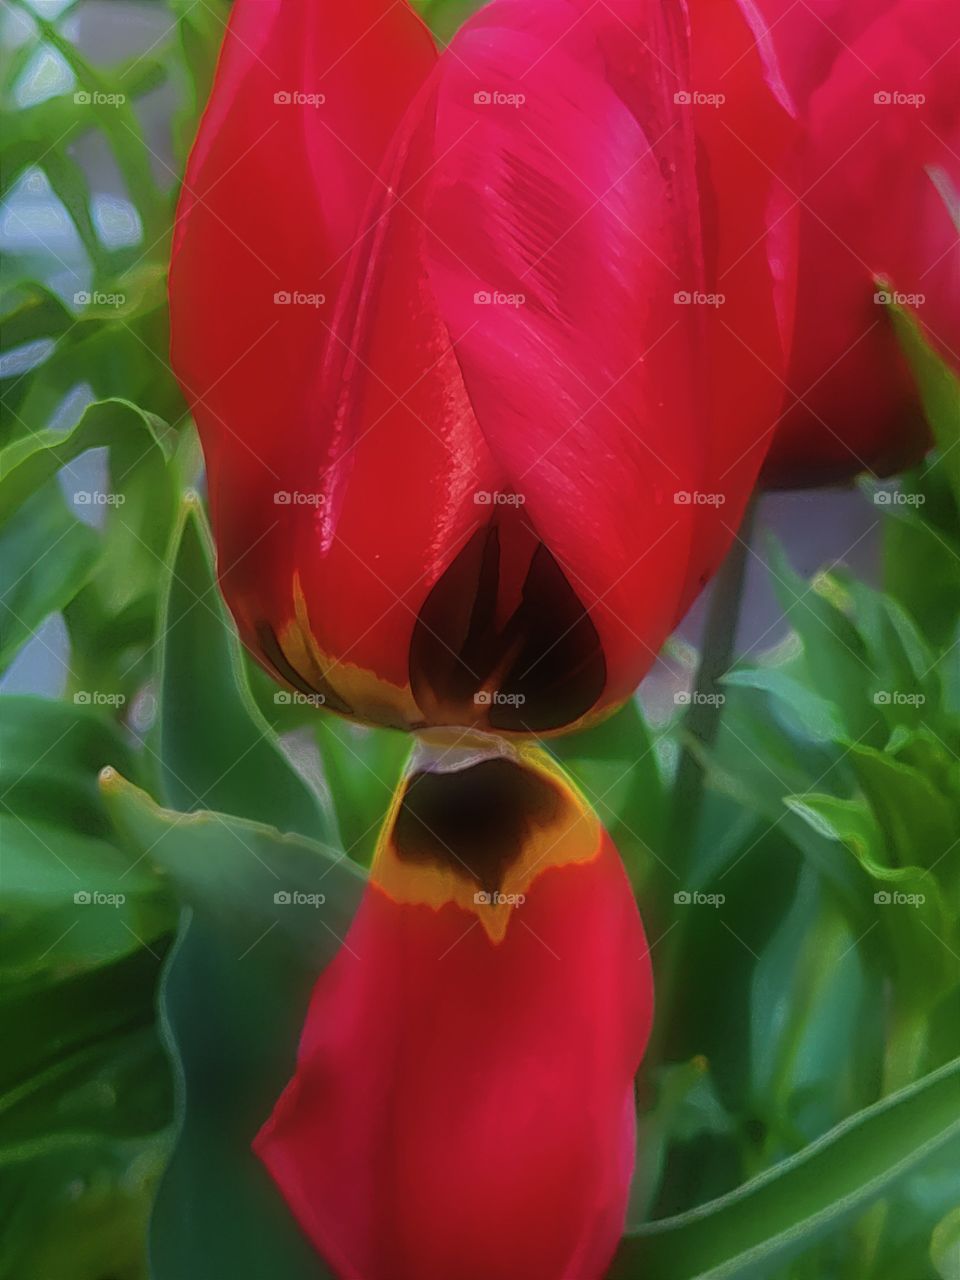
[760,0,960,486]
[671,0,798,614]
[416,0,704,707]
[255,748,652,1280]
[169,0,439,681]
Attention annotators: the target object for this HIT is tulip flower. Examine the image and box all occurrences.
[255,742,653,1280]
[759,0,960,488]
[169,0,796,736]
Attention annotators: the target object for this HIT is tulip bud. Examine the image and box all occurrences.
[255,741,653,1280]
[759,0,960,488]
[170,0,797,734]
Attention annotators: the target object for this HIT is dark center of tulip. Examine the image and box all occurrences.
[393,757,562,893]
[409,518,606,732]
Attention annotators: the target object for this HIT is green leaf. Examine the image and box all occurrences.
[0,693,139,836]
[315,717,410,863]
[0,1132,169,1280]
[0,950,172,1280]
[0,396,171,518]
[7,0,166,243]
[156,499,329,839]
[889,301,960,502]
[1,813,171,980]
[610,1056,960,1280]
[0,481,98,670]
[932,1206,960,1280]
[552,696,667,887]
[103,773,364,1280]
[722,667,845,744]
[766,539,879,743]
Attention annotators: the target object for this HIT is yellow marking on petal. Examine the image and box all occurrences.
[273,573,422,729]
[371,742,602,943]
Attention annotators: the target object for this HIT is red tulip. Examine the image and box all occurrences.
[759,0,960,488]
[255,743,653,1280]
[170,0,796,735]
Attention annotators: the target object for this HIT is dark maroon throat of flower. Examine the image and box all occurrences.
[410,519,606,732]
[393,757,564,895]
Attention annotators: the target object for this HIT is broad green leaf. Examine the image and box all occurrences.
[103,773,364,1280]
[610,1056,960,1280]
[1,813,171,980]
[0,693,139,836]
[156,499,329,839]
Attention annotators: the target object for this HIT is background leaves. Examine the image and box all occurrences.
[1,4,958,1280]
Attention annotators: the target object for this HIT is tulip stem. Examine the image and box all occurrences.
[670,496,756,862]
[650,497,756,1063]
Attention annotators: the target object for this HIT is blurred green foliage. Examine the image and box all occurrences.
[1,3,958,1279]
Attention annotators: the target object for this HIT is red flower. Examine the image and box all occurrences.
[255,745,653,1280]
[169,0,796,735]
[759,0,960,489]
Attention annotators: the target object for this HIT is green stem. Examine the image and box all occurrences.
[649,497,756,1063]
[669,497,756,865]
